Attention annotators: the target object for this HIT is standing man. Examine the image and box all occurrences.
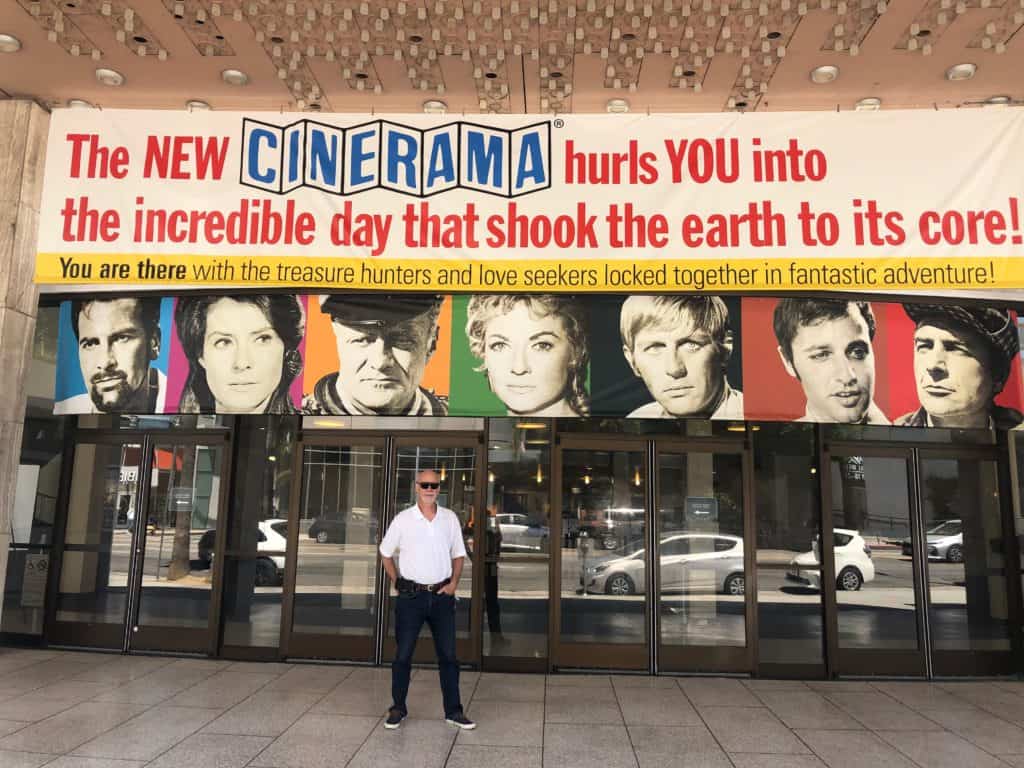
[55,297,165,414]
[773,298,888,424]
[897,304,1021,429]
[378,469,476,731]
[303,294,447,415]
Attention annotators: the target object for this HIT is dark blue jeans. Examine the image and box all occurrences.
[391,590,463,718]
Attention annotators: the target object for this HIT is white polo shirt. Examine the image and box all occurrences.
[379,503,468,585]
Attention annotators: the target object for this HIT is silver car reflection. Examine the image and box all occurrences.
[901,519,963,563]
[581,533,745,596]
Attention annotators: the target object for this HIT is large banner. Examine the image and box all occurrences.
[36,109,1024,293]
[55,293,1024,429]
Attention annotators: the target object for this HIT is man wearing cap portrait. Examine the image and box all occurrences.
[897,304,1022,429]
[303,294,448,416]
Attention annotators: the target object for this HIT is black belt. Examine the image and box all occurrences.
[398,577,450,593]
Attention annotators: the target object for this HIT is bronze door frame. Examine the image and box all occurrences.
[46,431,230,656]
[654,438,756,674]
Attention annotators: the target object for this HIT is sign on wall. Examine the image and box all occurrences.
[34,109,1024,293]
[54,293,1024,429]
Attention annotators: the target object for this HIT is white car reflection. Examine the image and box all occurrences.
[787,528,875,591]
[495,513,549,551]
[581,533,745,596]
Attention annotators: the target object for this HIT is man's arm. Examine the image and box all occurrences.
[381,555,399,591]
[439,557,464,595]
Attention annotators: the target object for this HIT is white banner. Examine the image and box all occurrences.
[36,108,1024,293]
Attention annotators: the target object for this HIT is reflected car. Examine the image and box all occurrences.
[787,528,875,591]
[900,519,963,563]
[496,513,549,551]
[581,533,745,596]
[578,506,646,551]
[308,517,345,544]
[197,519,286,587]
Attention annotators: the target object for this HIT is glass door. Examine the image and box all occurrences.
[825,447,928,676]
[283,437,386,661]
[382,437,483,664]
[919,449,1013,676]
[552,437,648,670]
[655,444,753,673]
[130,440,227,653]
[48,438,144,648]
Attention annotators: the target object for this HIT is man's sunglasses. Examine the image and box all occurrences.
[418,482,440,489]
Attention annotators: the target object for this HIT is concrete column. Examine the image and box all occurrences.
[0,101,50,621]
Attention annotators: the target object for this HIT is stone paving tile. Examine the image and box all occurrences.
[634,754,731,768]
[611,676,680,690]
[345,718,457,768]
[165,670,278,710]
[545,674,614,689]
[700,706,811,754]
[147,734,273,768]
[753,690,864,730]
[0,701,150,755]
[261,663,353,693]
[455,718,543,748]
[998,756,1024,767]
[71,705,220,761]
[680,678,762,707]
[925,707,1024,754]
[0,719,28,738]
[92,665,216,706]
[544,698,624,725]
[627,724,725,757]
[0,749,57,768]
[796,729,920,768]
[39,759,146,768]
[0,660,100,695]
[466,700,542,723]
[869,681,976,711]
[71,656,175,684]
[446,745,541,768]
[543,723,637,768]
[0,693,84,722]
[875,729,1008,768]
[473,674,546,702]
[804,680,876,693]
[202,690,323,737]
[28,680,114,703]
[221,661,293,675]
[824,691,944,730]
[248,713,379,768]
[742,679,812,692]
[728,756,829,768]
[616,687,703,727]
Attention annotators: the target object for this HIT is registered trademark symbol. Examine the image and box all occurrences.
[553,119,564,128]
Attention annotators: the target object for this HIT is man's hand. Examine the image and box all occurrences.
[438,581,458,596]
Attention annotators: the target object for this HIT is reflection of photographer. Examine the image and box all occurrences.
[465,506,503,636]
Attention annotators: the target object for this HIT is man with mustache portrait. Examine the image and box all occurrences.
[56,297,165,414]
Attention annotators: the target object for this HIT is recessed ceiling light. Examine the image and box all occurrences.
[606,97,630,113]
[945,62,976,81]
[422,99,448,114]
[408,34,423,43]
[621,32,636,41]
[95,68,125,86]
[766,31,782,39]
[855,97,882,111]
[984,95,1011,107]
[185,100,211,111]
[0,33,21,53]
[221,68,249,86]
[810,65,839,84]
[67,98,94,109]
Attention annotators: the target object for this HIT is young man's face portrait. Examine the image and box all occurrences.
[913,322,994,426]
[624,311,728,417]
[77,299,158,412]
[781,305,874,423]
[332,314,437,414]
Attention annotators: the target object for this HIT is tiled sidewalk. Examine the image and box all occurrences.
[1,649,1024,767]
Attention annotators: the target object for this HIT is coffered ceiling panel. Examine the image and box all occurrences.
[0,0,1020,113]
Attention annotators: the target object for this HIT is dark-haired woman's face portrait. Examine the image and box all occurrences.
[199,298,285,413]
[481,302,574,416]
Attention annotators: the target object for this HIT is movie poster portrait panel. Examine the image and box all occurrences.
[54,296,173,415]
[743,297,889,425]
[301,294,452,416]
[590,295,743,419]
[166,295,307,414]
[449,294,591,418]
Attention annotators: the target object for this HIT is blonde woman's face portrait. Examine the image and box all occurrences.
[482,303,573,415]
[200,298,285,413]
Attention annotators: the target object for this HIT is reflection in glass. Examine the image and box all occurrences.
[921,458,1009,653]
[563,449,646,645]
[388,445,477,639]
[754,424,824,666]
[483,419,551,658]
[135,443,222,634]
[222,557,283,647]
[658,452,745,649]
[832,456,917,651]
[56,442,141,631]
[292,444,383,643]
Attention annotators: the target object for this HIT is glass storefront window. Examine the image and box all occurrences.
[77,414,229,430]
[556,418,744,438]
[753,424,824,668]
[483,419,552,659]
[826,424,995,445]
[302,416,484,431]
[221,416,297,649]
